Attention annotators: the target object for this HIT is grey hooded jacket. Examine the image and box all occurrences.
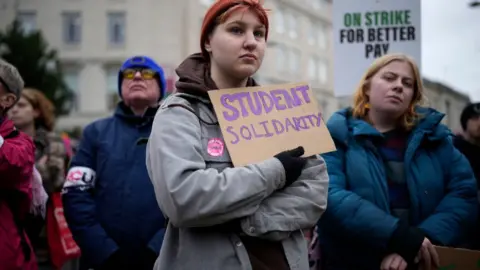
[146,91,329,270]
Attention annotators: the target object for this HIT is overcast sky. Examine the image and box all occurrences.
[422,0,480,101]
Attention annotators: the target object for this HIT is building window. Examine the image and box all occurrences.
[318,59,328,84]
[275,8,285,34]
[313,0,326,9]
[200,0,214,6]
[17,11,37,34]
[308,20,316,45]
[107,12,126,46]
[277,45,287,73]
[320,99,329,117]
[445,100,451,127]
[63,70,80,112]
[290,48,300,74]
[317,25,327,49]
[287,12,298,38]
[199,17,203,34]
[308,58,316,80]
[106,66,120,110]
[308,57,328,84]
[62,12,82,45]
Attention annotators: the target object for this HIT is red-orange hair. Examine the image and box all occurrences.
[200,0,269,59]
[352,53,424,130]
[21,88,56,131]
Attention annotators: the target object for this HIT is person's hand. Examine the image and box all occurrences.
[274,146,307,187]
[381,253,408,270]
[417,238,440,270]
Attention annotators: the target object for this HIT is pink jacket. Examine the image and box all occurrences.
[0,118,37,270]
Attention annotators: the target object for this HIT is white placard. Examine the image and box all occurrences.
[333,0,421,97]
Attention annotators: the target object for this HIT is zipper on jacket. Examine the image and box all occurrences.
[403,130,425,224]
[364,139,391,212]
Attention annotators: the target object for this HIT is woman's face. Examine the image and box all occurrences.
[206,9,267,80]
[367,60,415,117]
[8,96,38,128]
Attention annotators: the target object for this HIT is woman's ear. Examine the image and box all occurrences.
[363,80,371,97]
[205,30,217,53]
[204,38,212,53]
[0,93,16,110]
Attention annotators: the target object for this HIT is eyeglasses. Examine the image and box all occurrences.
[122,68,156,80]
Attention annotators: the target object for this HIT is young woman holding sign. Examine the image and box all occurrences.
[318,53,477,270]
[146,1,329,270]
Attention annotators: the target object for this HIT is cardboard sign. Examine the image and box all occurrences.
[208,82,336,167]
[333,0,421,96]
[436,246,480,269]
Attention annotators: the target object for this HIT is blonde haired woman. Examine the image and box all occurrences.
[318,54,477,270]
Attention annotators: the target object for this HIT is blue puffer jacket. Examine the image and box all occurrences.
[62,103,166,269]
[318,107,477,270]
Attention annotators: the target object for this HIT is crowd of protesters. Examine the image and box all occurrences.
[1,0,480,270]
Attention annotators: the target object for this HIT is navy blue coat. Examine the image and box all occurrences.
[63,103,166,269]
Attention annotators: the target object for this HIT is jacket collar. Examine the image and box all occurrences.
[328,107,450,145]
[114,101,158,126]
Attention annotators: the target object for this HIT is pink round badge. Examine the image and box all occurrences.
[207,138,224,157]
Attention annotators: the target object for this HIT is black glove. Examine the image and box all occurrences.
[387,220,425,265]
[274,146,307,187]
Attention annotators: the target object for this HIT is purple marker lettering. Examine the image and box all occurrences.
[270,90,287,111]
[271,119,285,134]
[258,91,274,114]
[278,88,296,108]
[302,116,311,129]
[234,92,250,118]
[226,126,240,144]
[313,112,323,126]
[295,85,311,103]
[292,117,300,129]
[305,114,316,126]
[289,87,303,106]
[221,94,240,121]
[248,92,263,116]
[258,120,274,137]
[285,118,299,132]
[317,113,323,127]
[293,117,308,130]
[239,125,252,140]
[250,123,264,138]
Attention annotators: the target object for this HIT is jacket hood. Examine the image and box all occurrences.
[117,55,167,100]
[174,53,258,99]
[327,106,450,145]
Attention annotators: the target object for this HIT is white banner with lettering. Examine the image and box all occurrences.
[333,0,421,97]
